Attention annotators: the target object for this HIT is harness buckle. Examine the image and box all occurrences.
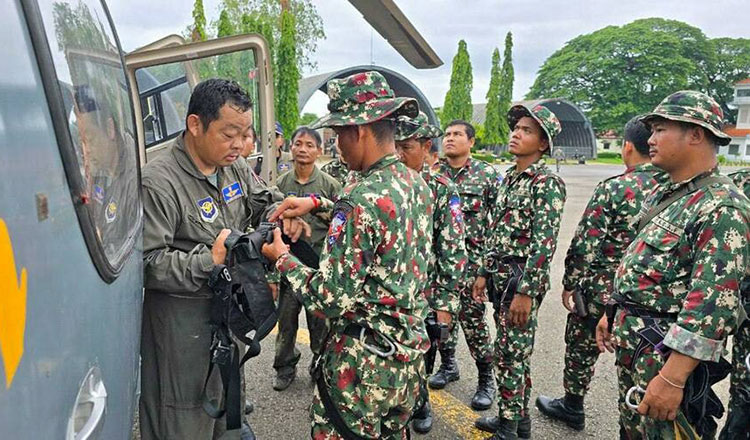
[625,385,646,411]
[359,327,396,358]
[210,334,232,365]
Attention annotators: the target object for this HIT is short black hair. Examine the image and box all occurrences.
[369,119,396,145]
[187,78,252,130]
[291,126,322,147]
[446,120,475,140]
[624,116,651,156]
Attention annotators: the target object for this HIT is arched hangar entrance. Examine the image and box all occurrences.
[517,99,597,159]
[298,65,438,128]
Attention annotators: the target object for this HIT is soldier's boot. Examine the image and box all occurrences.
[240,421,256,440]
[536,393,585,431]
[471,361,496,411]
[412,401,434,434]
[481,418,518,440]
[272,367,297,391]
[428,348,460,389]
[718,399,750,440]
[475,415,529,438]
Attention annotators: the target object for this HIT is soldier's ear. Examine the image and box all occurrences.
[186,114,203,137]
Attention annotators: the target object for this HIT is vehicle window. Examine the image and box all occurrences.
[37,0,140,274]
[134,48,262,153]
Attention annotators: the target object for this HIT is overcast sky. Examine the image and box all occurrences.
[109,0,749,115]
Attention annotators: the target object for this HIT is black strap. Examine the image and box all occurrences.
[637,176,733,233]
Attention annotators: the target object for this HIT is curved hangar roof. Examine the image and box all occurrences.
[298,65,438,128]
[473,98,597,159]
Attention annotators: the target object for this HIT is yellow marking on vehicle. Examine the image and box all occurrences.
[0,218,27,388]
[271,324,486,439]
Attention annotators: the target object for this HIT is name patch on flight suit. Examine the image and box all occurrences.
[221,182,244,204]
[196,196,218,223]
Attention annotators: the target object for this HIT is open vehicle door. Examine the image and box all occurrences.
[124,34,277,182]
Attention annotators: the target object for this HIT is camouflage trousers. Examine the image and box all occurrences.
[614,312,698,439]
[563,299,607,397]
[444,268,493,363]
[273,282,328,375]
[310,331,423,439]
[729,319,750,411]
[493,296,541,420]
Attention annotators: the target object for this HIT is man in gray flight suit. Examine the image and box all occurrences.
[269,126,342,390]
[140,79,307,440]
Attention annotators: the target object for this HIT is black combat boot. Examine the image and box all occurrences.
[471,361,496,410]
[412,401,434,434]
[428,348,460,389]
[536,393,585,431]
[475,415,529,438]
[480,417,518,440]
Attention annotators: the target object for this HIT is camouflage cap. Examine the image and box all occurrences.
[394,111,444,141]
[310,71,419,129]
[639,90,731,146]
[508,103,562,149]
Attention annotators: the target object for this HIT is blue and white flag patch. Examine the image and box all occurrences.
[221,181,243,204]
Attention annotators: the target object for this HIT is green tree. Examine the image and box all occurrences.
[218,0,324,72]
[299,112,319,126]
[527,18,709,133]
[215,9,241,82]
[483,48,502,147]
[708,37,750,124]
[498,32,514,144]
[442,40,473,127]
[191,0,207,42]
[276,8,299,135]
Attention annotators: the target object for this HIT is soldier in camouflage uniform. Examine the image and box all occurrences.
[321,139,350,187]
[430,120,500,411]
[719,168,750,440]
[473,104,566,440]
[535,117,667,431]
[395,112,468,433]
[269,127,342,391]
[596,91,750,439]
[261,71,432,439]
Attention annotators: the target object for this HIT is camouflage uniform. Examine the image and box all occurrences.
[480,104,566,421]
[275,71,432,439]
[321,158,350,188]
[270,166,342,381]
[720,169,750,439]
[433,156,499,363]
[561,163,665,397]
[613,92,750,439]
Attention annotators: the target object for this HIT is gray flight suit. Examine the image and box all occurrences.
[269,166,342,377]
[140,133,282,440]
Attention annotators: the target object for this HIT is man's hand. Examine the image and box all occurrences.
[211,229,232,265]
[638,373,684,421]
[268,283,279,301]
[595,314,615,353]
[472,276,488,303]
[436,310,453,326]
[509,294,532,328]
[261,228,289,263]
[269,197,315,222]
[561,289,575,312]
[282,217,311,242]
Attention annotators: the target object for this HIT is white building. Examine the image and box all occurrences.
[719,79,750,161]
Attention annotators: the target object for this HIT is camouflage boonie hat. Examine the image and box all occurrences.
[639,90,731,146]
[394,111,443,141]
[310,71,419,129]
[508,103,562,149]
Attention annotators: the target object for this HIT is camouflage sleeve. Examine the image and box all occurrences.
[663,205,750,362]
[562,181,610,290]
[275,197,376,318]
[142,184,214,293]
[265,267,281,284]
[431,182,466,315]
[517,175,566,298]
[477,167,502,277]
